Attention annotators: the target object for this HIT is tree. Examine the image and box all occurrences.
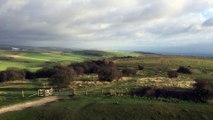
[0,68,25,82]
[35,67,56,78]
[0,71,7,82]
[24,69,36,79]
[98,65,120,82]
[49,66,76,90]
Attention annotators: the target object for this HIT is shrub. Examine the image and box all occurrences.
[130,87,194,101]
[49,66,76,89]
[70,59,115,75]
[73,66,85,75]
[24,69,36,79]
[98,65,120,82]
[167,71,178,78]
[177,66,192,74]
[85,62,100,73]
[0,71,7,82]
[35,67,56,78]
[193,79,213,102]
[122,68,137,76]
[138,65,144,70]
[0,68,26,82]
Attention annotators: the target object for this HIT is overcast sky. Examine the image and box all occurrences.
[0,0,213,54]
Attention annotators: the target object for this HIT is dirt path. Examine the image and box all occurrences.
[0,96,59,115]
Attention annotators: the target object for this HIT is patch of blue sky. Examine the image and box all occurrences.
[202,9,213,18]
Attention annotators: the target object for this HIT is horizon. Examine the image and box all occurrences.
[0,0,213,54]
[1,43,213,58]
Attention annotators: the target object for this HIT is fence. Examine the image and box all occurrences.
[73,87,141,96]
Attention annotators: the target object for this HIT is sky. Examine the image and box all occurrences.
[0,0,213,54]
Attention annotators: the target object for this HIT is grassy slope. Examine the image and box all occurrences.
[72,50,141,57]
[0,51,212,119]
[0,96,212,120]
[0,60,27,71]
[0,80,46,107]
[0,50,140,71]
[115,56,213,79]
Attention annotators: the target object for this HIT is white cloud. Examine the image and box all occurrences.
[0,0,28,15]
[0,0,212,53]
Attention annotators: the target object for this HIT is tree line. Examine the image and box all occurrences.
[0,59,138,87]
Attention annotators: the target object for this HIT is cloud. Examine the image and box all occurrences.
[0,0,28,15]
[0,0,212,54]
[203,18,213,26]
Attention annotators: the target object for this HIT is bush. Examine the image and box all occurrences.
[49,66,76,89]
[24,69,36,79]
[73,66,85,75]
[130,87,194,101]
[98,65,120,82]
[177,66,192,74]
[167,71,178,78]
[70,59,115,75]
[193,79,213,102]
[138,65,144,70]
[0,71,7,82]
[0,68,26,82]
[35,67,56,78]
[122,68,137,76]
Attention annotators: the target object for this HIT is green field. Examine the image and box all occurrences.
[0,79,48,107]
[0,50,140,71]
[0,96,212,120]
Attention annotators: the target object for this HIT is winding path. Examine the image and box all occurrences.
[0,96,59,115]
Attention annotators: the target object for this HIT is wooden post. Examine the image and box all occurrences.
[85,90,88,96]
[110,89,112,96]
[22,90,25,98]
[101,89,104,95]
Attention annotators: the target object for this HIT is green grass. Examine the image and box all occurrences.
[0,96,212,120]
[21,52,87,62]
[115,56,213,79]
[0,80,45,107]
[72,50,141,57]
[0,50,92,71]
[0,60,27,71]
[0,60,43,71]
[0,50,143,71]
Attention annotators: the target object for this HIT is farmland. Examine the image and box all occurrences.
[0,50,140,71]
[0,49,213,120]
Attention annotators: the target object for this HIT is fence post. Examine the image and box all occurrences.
[110,89,112,96]
[101,89,104,95]
[22,90,25,98]
[72,89,76,96]
[85,90,88,96]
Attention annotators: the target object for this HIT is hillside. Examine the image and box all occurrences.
[0,49,142,71]
[0,49,213,120]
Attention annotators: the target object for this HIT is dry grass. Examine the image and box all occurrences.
[0,92,7,95]
[71,76,195,91]
[137,77,195,88]
[4,80,31,84]
[70,81,111,88]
